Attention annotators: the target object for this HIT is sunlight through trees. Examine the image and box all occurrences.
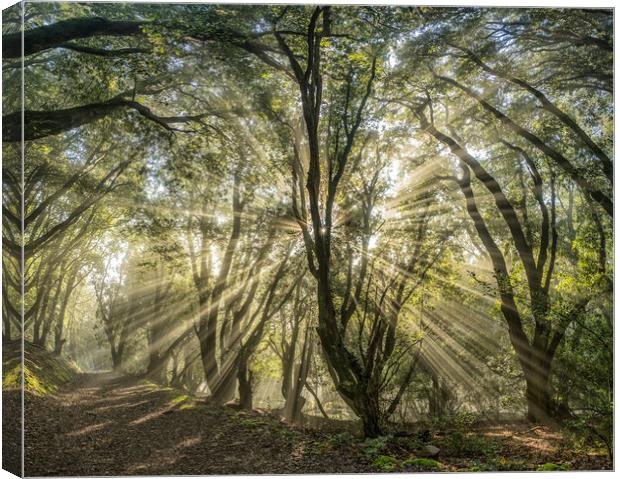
[2,2,613,474]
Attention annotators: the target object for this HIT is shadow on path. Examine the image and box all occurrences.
[24,372,368,476]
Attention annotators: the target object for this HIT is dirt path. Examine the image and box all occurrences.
[20,372,611,475]
[24,372,367,476]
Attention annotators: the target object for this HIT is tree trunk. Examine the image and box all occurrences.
[196,177,243,402]
[315,279,386,436]
[283,328,313,423]
[32,319,42,346]
[204,358,237,404]
[32,287,52,346]
[146,320,168,383]
[110,344,123,371]
[524,361,553,423]
[53,336,66,355]
[237,359,253,410]
[430,125,562,428]
[39,310,55,347]
[265,7,383,437]
[3,316,10,342]
[53,271,78,355]
[53,314,65,354]
[281,315,302,422]
[283,363,307,424]
[356,391,382,438]
[200,332,233,400]
[146,353,167,383]
[111,353,122,371]
[429,375,441,418]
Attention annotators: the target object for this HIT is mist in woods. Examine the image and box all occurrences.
[1,2,613,475]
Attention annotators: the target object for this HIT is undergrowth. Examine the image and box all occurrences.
[2,341,79,395]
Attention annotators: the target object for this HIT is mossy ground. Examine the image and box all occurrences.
[2,340,79,395]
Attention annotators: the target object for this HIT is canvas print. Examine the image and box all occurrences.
[1,1,614,476]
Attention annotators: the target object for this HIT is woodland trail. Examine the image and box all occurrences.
[23,372,368,476]
[18,371,612,475]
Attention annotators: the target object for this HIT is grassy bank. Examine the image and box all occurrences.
[2,340,79,395]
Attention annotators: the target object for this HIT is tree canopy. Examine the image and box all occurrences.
[2,2,613,465]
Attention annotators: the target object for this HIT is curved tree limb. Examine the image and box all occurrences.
[3,98,211,142]
[57,43,151,57]
[453,45,612,180]
[436,74,613,217]
[3,17,145,58]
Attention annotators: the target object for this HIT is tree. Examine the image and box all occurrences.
[4,4,612,443]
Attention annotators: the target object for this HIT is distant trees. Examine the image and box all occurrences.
[8,126,143,357]
[93,253,134,371]
[268,276,315,424]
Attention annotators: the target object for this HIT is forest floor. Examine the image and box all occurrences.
[17,372,612,475]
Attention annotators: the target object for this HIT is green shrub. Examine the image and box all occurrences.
[563,415,613,461]
[441,432,499,458]
[3,343,78,395]
[402,458,441,471]
[239,418,270,428]
[169,394,189,404]
[537,463,570,471]
[328,431,354,447]
[392,434,424,451]
[362,435,392,458]
[432,411,477,432]
[178,402,208,411]
[372,455,399,471]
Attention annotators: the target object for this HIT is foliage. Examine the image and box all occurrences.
[440,432,500,458]
[169,394,189,404]
[2,5,612,469]
[537,463,571,471]
[239,418,271,428]
[362,435,393,458]
[431,411,478,432]
[402,458,442,471]
[371,455,399,472]
[328,431,355,447]
[2,342,79,395]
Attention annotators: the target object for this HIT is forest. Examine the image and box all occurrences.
[1,2,614,475]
